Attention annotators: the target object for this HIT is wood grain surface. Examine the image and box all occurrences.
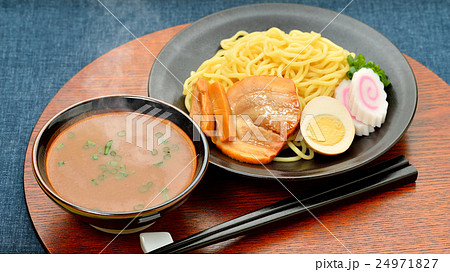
[23,24,450,254]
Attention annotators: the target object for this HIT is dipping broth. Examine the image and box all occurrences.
[46,112,197,213]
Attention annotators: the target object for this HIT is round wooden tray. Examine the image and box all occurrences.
[24,24,450,253]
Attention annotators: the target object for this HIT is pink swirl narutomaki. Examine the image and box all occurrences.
[348,68,388,127]
[334,79,375,136]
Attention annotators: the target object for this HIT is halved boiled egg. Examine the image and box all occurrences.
[300,96,355,155]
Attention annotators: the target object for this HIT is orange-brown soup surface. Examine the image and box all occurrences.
[46,112,197,213]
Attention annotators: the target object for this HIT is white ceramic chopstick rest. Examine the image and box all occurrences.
[140,232,173,253]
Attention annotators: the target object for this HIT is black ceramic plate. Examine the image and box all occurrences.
[148,3,417,180]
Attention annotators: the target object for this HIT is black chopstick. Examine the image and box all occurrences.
[150,155,409,253]
[171,165,417,253]
[149,155,417,254]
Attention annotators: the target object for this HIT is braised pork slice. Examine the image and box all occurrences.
[214,76,301,164]
[214,116,285,164]
[227,75,300,139]
[189,78,215,136]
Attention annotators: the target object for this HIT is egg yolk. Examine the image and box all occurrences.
[306,114,345,146]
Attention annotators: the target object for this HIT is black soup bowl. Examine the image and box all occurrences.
[32,95,209,234]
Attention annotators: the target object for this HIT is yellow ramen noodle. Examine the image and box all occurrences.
[184,27,352,162]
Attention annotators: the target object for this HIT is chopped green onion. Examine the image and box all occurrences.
[347,66,356,78]
[109,168,118,175]
[91,153,98,160]
[117,130,126,137]
[120,165,126,170]
[112,155,122,162]
[109,150,117,157]
[138,181,153,193]
[155,132,163,138]
[133,204,145,211]
[98,164,107,171]
[171,144,179,151]
[151,149,158,156]
[130,170,136,175]
[98,146,104,154]
[98,174,106,181]
[91,179,98,186]
[67,132,75,139]
[108,161,118,168]
[57,161,65,167]
[82,141,96,150]
[161,188,170,201]
[115,175,125,181]
[153,161,163,167]
[119,171,129,177]
[104,140,113,155]
[347,54,390,87]
[138,186,148,193]
[162,147,170,153]
[56,143,65,150]
[163,154,171,160]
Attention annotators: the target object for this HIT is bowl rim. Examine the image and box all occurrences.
[32,94,210,218]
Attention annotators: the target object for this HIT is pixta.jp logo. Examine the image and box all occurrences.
[125,105,172,151]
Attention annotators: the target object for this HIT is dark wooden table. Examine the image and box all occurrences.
[23,24,450,254]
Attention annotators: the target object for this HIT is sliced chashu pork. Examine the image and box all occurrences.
[189,78,215,136]
[214,116,285,164]
[227,75,300,139]
[214,75,301,164]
